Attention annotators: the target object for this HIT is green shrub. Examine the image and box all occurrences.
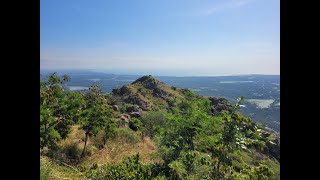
[86,154,155,179]
[182,88,195,98]
[114,128,140,144]
[62,143,82,161]
[129,118,143,131]
[141,111,166,137]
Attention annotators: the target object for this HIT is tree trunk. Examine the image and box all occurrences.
[81,132,89,158]
[103,136,106,146]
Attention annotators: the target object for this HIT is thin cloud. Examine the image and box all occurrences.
[111,57,130,61]
[200,0,255,16]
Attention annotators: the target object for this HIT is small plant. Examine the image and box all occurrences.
[40,159,51,180]
[62,143,82,161]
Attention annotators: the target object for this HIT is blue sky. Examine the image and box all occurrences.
[40,0,279,76]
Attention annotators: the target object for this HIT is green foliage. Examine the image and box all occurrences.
[234,164,274,180]
[181,88,196,98]
[61,143,82,161]
[129,117,143,131]
[79,84,112,135]
[156,99,213,164]
[40,73,279,179]
[79,84,114,157]
[141,111,166,137]
[113,128,141,144]
[103,119,116,144]
[40,107,61,150]
[86,153,155,179]
[168,151,213,179]
[40,73,81,149]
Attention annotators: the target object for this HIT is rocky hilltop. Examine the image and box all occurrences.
[112,75,231,114]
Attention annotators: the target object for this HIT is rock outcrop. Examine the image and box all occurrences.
[209,97,232,115]
[111,75,186,112]
[129,112,141,118]
[126,105,140,112]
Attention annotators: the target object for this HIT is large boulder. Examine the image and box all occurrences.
[119,114,130,127]
[152,87,167,99]
[209,97,232,115]
[129,112,141,118]
[112,105,119,111]
[127,105,139,112]
[125,95,151,111]
[263,138,280,162]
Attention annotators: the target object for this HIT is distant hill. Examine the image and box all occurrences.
[111,75,233,115]
[112,75,197,111]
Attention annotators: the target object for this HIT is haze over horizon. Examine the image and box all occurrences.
[40,0,279,76]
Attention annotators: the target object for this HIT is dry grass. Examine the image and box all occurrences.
[59,125,160,168]
[83,136,160,166]
[59,125,86,147]
[143,136,156,150]
[40,156,83,180]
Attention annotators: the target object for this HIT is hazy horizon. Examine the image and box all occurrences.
[40,69,279,77]
[41,0,279,76]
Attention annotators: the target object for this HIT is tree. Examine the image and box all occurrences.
[79,84,113,157]
[208,96,247,178]
[103,119,116,146]
[140,111,166,137]
[157,99,210,165]
[40,73,80,149]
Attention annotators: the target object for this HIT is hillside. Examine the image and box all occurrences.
[40,73,280,180]
[111,75,196,111]
[111,75,234,115]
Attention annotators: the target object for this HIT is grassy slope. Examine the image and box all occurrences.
[41,126,161,179]
[42,125,279,180]
[40,156,83,180]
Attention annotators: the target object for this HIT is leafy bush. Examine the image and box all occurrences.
[86,154,156,179]
[234,164,274,179]
[129,118,143,131]
[182,88,195,98]
[141,111,166,137]
[113,128,141,144]
[61,143,82,162]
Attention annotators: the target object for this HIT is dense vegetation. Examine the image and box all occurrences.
[41,70,280,132]
[40,73,280,179]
